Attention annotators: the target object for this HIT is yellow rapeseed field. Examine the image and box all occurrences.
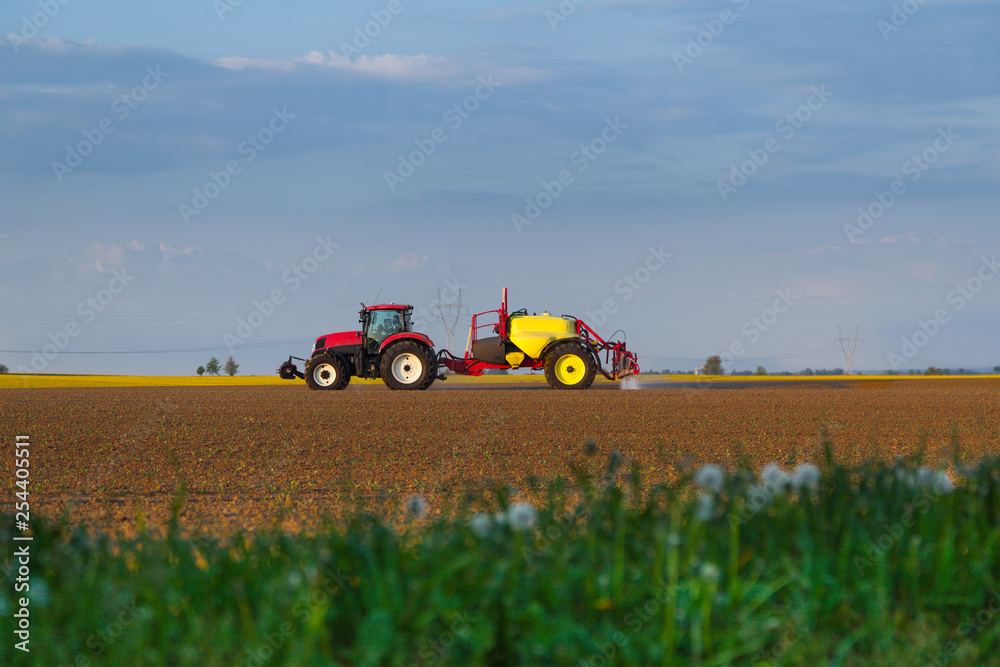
[0,372,993,388]
[0,374,291,388]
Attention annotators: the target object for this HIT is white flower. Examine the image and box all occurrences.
[507,502,537,532]
[792,463,820,491]
[695,493,714,521]
[31,578,50,607]
[469,513,492,539]
[932,471,954,495]
[405,495,428,519]
[747,484,773,511]
[694,464,724,493]
[761,463,790,492]
[893,466,911,488]
[699,562,720,582]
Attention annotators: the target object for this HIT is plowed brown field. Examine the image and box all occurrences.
[3,379,999,536]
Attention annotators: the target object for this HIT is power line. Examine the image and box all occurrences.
[0,337,313,355]
[855,348,892,359]
[640,347,842,364]
[0,304,357,323]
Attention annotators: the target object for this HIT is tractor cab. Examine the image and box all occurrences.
[361,304,413,354]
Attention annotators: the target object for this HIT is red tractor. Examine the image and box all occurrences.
[278,289,638,390]
[278,303,438,390]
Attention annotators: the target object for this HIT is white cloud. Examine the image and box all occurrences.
[212,50,551,86]
[158,242,196,257]
[389,253,429,272]
[75,241,127,276]
[472,8,542,21]
[211,56,298,72]
[772,233,972,259]
[4,35,150,59]
[157,242,198,273]
[4,35,74,55]
[851,232,957,248]
[68,240,199,278]
[214,51,458,82]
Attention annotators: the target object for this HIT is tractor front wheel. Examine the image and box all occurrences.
[543,342,596,390]
[380,342,433,390]
[305,355,350,390]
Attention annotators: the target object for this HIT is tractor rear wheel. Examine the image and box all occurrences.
[305,355,350,390]
[418,351,440,390]
[543,341,596,390]
[418,372,437,390]
[380,342,433,390]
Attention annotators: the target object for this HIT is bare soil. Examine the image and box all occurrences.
[3,379,998,537]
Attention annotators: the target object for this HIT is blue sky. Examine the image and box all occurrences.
[1,0,998,375]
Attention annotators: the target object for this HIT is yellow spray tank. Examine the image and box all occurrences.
[507,312,578,360]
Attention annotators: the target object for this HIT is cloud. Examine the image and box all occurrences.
[846,232,977,250]
[771,233,974,259]
[389,253,429,272]
[4,34,76,55]
[212,49,553,87]
[590,0,685,10]
[74,241,128,276]
[157,242,200,273]
[67,240,203,279]
[214,51,458,83]
[208,56,298,73]
[472,8,543,21]
[0,35,200,85]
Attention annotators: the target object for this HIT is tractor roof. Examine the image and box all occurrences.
[367,304,412,311]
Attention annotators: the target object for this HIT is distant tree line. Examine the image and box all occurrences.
[197,356,238,376]
[638,358,1000,376]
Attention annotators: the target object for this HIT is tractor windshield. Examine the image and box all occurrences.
[366,309,409,351]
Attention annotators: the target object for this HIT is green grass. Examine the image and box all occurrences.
[3,444,1000,665]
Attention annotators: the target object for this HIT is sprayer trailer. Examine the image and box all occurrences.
[277,288,638,390]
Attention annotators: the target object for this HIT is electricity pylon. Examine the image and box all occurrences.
[835,326,863,375]
[432,288,467,354]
